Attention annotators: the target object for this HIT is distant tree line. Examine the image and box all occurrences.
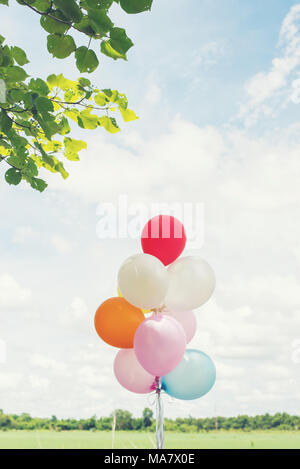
[0,408,299,432]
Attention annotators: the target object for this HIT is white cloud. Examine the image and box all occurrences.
[59,297,90,327]
[0,372,22,389]
[30,354,67,374]
[289,75,300,103]
[0,274,31,308]
[219,274,300,311]
[144,76,161,106]
[29,375,50,389]
[12,225,75,254]
[191,41,226,68]
[47,118,224,203]
[239,4,300,124]
[77,365,111,387]
[12,226,36,244]
[50,234,75,254]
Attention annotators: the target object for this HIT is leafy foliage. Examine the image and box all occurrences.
[14,0,153,68]
[0,409,300,432]
[0,0,152,191]
[0,37,138,191]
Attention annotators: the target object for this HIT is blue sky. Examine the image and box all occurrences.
[1,1,300,420]
[2,0,299,128]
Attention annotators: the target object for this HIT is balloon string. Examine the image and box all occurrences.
[148,308,165,448]
[155,376,164,449]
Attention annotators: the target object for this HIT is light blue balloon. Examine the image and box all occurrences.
[161,349,216,400]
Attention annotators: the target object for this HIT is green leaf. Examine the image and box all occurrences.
[9,89,25,103]
[78,77,91,87]
[5,66,28,82]
[31,0,51,12]
[11,46,29,66]
[94,92,109,106]
[47,73,76,91]
[53,0,83,22]
[0,0,9,5]
[54,160,69,178]
[26,159,38,177]
[100,27,133,60]
[9,133,28,148]
[64,137,87,152]
[120,0,152,14]
[77,109,99,129]
[35,96,54,114]
[47,34,76,59]
[37,117,60,139]
[0,139,11,150]
[64,108,79,122]
[35,141,55,167]
[113,93,128,109]
[75,46,99,73]
[29,177,48,192]
[7,153,26,169]
[5,168,22,185]
[59,116,71,135]
[102,88,112,98]
[99,115,120,133]
[40,11,70,34]
[0,109,12,132]
[100,40,126,60]
[85,0,113,8]
[119,106,138,122]
[29,78,49,96]
[109,28,133,55]
[64,136,87,160]
[74,17,96,36]
[88,9,114,36]
[1,45,13,66]
[20,92,32,109]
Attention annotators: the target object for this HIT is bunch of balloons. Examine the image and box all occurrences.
[94,215,216,402]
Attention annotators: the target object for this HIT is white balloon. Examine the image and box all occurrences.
[118,253,169,309]
[164,256,215,312]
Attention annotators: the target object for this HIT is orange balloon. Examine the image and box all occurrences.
[94,297,145,348]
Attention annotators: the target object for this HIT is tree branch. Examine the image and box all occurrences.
[19,0,107,39]
[50,98,108,111]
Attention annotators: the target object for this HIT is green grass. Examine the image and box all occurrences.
[0,431,300,449]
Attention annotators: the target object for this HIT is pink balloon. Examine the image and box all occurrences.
[164,310,197,343]
[114,349,156,394]
[134,315,186,376]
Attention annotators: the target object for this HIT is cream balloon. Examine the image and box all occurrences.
[164,257,215,312]
[118,253,169,309]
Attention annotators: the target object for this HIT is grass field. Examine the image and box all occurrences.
[0,431,300,449]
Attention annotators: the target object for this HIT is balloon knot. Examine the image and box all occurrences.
[151,304,166,315]
[155,376,161,394]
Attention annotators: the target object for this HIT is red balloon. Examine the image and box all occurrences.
[141,215,186,266]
